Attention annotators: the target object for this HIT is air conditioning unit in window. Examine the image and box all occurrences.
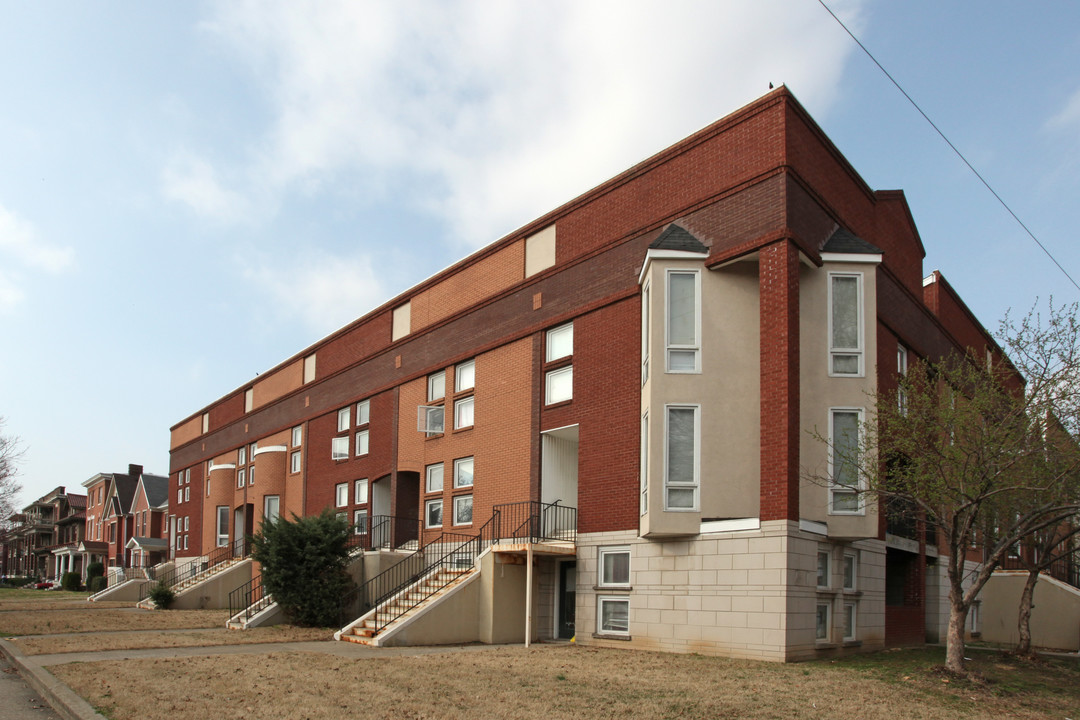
[417,405,445,435]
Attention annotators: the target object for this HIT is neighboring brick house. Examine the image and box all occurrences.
[125,472,170,568]
[2,487,87,581]
[80,464,167,574]
[169,87,1012,660]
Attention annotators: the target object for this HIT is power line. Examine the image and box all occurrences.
[817,0,1080,294]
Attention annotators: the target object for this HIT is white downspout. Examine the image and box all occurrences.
[525,544,533,648]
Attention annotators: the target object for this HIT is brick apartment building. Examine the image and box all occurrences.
[169,87,1005,660]
[3,486,87,581]
[81,464,169,578]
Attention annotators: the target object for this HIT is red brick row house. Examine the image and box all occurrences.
[2,487,86,581]
[169,88,1018,658]
[81,464,169,580]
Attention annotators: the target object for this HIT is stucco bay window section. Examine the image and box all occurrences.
[821,228,883,378]
[665,405,699,511]
[829,408,864,514]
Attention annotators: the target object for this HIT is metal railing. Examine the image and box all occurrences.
[345,515,423,554]
[339,500,577,634]
[228,573,271,623]
[139,537,249,601]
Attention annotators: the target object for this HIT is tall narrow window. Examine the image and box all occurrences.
[264,496,280,524]
[355,429,369,456]
[897,344,909,414]
[335,483,348,507]
[829,273,863,376]
[455,360,475,392]
[337,407,350,432]
[641,282,650,384]
[428,372,445,402]
[426,463,444,493]
[290,450,302,474]
[292,425,303,447]
[355,478,368,504]
[640,412,649,515]
[216,506,229,547]
[665,405,699,510]
[455,396,474,429]
[666,270,700,373]
[830,409,863,513]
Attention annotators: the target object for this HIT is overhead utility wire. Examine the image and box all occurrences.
[816,0,1080,294]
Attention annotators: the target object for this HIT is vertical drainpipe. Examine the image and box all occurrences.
[525,544,533,648]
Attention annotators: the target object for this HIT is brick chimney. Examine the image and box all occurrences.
[128,464,143,479]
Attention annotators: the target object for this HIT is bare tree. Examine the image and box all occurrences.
[0,418,24,527]
[817,301,1080,674]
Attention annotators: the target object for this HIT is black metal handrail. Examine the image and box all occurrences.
[493,500,577,544]
[227,573,272,623]
[139,537,249,601]
[345,515,423,554]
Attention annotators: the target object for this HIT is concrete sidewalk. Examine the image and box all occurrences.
[0,636,502,720]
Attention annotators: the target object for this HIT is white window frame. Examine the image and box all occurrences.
[335,482,348,508]
[290,450,302,474]
[337,407,350,432]
[454,396,474,429]
[177,488,183,504]
[355,429,369,456]
[425,498,443,528]
[815,602,831,642]
[428,371,446,402]
[356,399,370,426]
[355,478,368,505]
[598,546,631,588]
[664,404,700,511]
[331,436,349,461]
[184,516,189,532]
[897,344,909,414]
[843,602,856,642]
[238,447,246,465]
[237,468,245,488]
[828,407,865,515]
[545,366,573,405]
[453,457,473,488]
[453,494,473,526]
[843,552,857,591]
[426,463,444,493]
[827,272,864,377]
[263,495,280,524]
[597,595,630,636]
[665,269,701,374]
[455,359,475,392]
[354,509,369,535]
[292,425,303,447]
[216,506,229,547]
[817,549,831,589]
[640,412,649,516]
[184,486,190,502]
[545,323,573,362]
[641,281,650,385]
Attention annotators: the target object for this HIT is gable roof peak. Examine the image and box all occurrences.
[649,223,708,254]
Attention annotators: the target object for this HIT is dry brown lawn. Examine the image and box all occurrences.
[52,645,1080,720]
[12,626,331,655]
[0,608,229,636]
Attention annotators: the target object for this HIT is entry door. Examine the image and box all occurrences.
[558,561,577,640]
[233,506,245,556]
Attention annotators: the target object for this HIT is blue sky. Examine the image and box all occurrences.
[2,1,1079,507]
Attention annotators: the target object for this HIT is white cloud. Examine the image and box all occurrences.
[244,250,384,336]
[1046,87,1080,131]
[0,204,74,312]
[190,0,865,246]
[161,152,252,223]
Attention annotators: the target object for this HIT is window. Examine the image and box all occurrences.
[354,509,369,534]
[598,596,630,636]
[641,281,650,384]
[829,273,863,376]
[237,468,246,488]
[184,486,190,502]
[843,602,856,642]
[666,269,700,373]
[455,359,475,392]
[356,399,370,426]
[183,536,188,550]
[419,404,445,435]
[640,413,649,515]
[337,407,350,432]
[843,553,857,591]
[425,499,443,528]
[665,405,699,510]
[428,372,445,402]
[177,488,183,504]
[331,436,349,461]
[216,507,229,547]
[817,550,831,588]
[355,429,369,456]
[897,344,909,414]
[238,447,246,465]
[453,457,474,488]
[426,463,444,493]
[816,603,831,641]
[546,324,573,361]
[335,483,348,508]
[183,516,189,532]
[453,495,473,525]
[455,396,474,429]
[292,425,303,447]
[290,450,302,474]
[264,496,280,524]
[599,547,630,587]
[830,409,863,513]
[249,466,255,485]
[545,366,573,405]
[353,479,368,505]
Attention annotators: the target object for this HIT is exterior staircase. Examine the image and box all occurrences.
[137,538,248,608]
[338,565,475,645]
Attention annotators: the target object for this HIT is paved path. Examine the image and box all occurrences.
[0,654,60,720]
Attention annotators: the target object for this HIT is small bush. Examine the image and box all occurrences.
[89,576,107,593]
[0,576,32,588]
[86,562,105,579]
[61,572,81,591]
[148,580,175,609]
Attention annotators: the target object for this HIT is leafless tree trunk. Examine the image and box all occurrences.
[1016,567,1040,656]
